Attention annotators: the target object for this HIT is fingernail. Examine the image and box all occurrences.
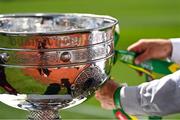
[135,60,140,65]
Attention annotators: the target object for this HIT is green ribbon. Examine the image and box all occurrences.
[113,87,132,120]
[113,50,180,120]
[115,50,180,75]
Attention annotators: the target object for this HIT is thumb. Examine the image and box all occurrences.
[135,50,151,64]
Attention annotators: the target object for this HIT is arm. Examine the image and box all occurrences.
[96,71,180,116]
[121,70,180,116]
[127,39,172,64]
[127,38,180,65]
[96,38,180,116]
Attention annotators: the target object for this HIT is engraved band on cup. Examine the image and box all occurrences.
[0,28,114,49]
[0,39,114,67]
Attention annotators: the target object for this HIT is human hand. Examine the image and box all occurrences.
[95,80,119,110]
[128,39,172,64]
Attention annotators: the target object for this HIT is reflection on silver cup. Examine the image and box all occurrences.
[0,13,118,120]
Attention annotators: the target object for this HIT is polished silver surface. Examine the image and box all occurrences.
[0,40,114,67]
[0,13,117,34]
[0,13,118,120]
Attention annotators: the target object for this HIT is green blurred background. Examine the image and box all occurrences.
[0,0,180,119]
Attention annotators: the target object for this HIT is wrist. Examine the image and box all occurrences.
[113,86,132,119]
[113,86,123,109]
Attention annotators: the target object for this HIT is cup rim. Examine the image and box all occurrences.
[0,13,119,36]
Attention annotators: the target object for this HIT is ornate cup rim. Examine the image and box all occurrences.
[0,13,118,36]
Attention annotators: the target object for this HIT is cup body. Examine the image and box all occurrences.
[0,13,118,110]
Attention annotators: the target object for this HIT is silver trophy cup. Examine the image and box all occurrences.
[0,13,118,120]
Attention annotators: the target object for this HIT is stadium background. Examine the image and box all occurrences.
[0,0,180,119]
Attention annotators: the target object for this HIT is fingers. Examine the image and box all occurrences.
[127,39,147,53]
[128,39,155,64]
[95,91,101,100]
[95,92,114,110]
[128,40,150,64]
[128,39,172,65]
[134,50,151,64]
[101,102,115,110]
[128,39,150,64]
[95,91,115,110]
[95,80,119,110]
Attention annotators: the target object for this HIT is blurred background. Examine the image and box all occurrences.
[0,0,180,119]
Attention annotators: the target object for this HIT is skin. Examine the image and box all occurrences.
[128,39,172,64]
[95,80,119,110]
[95,39,173,110]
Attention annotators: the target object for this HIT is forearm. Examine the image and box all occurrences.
[120,70,180,116]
